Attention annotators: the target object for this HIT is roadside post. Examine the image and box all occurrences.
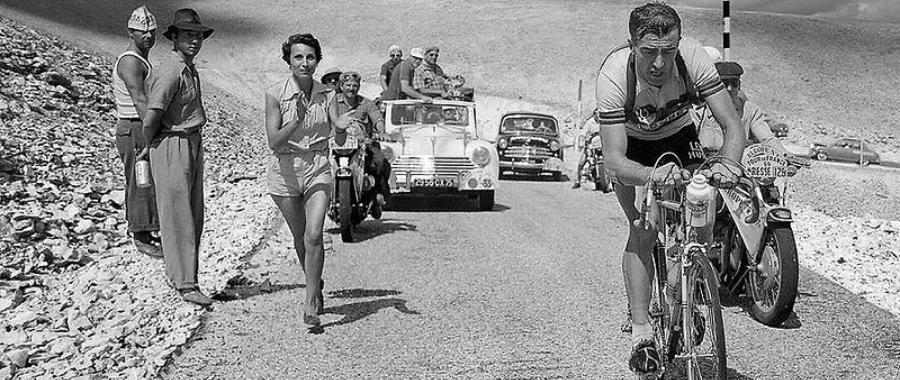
[723,0,731,60]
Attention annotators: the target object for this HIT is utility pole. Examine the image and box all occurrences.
[723,0,731,61]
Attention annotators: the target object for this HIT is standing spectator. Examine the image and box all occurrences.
[113,5,161,257]
[141,8,214,306]
[379,45,403,92]
[381,47,429,101]
[265,33,349,327]
[413,46,448,98]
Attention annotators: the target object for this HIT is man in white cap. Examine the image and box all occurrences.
[141,8,215,306]
[380,45,403,92]
[113,5,161,258]
[381,47,429,101]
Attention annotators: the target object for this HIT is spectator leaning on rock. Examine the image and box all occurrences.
[381,47,428,101]
[113,5,162,258]
[413,46,448,98]
[139,8,214,306]
[380,44,403,92]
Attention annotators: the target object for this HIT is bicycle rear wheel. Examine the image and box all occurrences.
[686,254,727,379]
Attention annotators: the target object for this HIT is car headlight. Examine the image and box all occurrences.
[471,146,491,166]
[550,140,560,152]
[497,137,508,150]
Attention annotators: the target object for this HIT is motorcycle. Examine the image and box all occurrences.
[711,143,809,327]
[327,129,381,243]
[582,134,613,193]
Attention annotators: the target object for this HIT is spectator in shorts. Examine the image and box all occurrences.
[140,8,215,306]
[265,33,352,327]
[380,45,403,92]
[113,5,161,257]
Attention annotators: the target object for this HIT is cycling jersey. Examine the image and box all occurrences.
[595,37,725,140]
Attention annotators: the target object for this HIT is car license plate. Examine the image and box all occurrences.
[413,177,456,187]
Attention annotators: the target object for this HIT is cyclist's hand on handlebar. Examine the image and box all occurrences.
[649,162,691,188]
[700,162,742,188]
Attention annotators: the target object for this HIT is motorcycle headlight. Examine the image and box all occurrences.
[383,146,396,163]
[471,146,491,166]
[497,138,509,150]
[550,140,560,152]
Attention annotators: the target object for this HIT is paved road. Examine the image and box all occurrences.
[163,179,900,379]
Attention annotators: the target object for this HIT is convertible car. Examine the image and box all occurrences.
[495,112,564,180]
[380,99,499,211]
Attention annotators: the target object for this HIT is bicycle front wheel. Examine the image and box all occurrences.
[686,254,727,380]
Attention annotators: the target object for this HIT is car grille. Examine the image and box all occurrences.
[392,156,477,175]
[504,145,552,158]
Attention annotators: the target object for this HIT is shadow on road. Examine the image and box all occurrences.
[326,218,418,243]
[319,297,420,330]
[386,195,510,212]
[719,292,804,329]
[212,280,303,301]
[500,172,568,183]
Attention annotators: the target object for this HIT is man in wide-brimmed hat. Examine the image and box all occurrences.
[140,8,214,306]
[114,5,161,258]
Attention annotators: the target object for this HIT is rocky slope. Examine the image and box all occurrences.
[0,17,278,379]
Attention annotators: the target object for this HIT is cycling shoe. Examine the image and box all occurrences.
[629,338,662,376]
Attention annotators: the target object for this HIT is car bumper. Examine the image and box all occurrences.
[499,157,563,173]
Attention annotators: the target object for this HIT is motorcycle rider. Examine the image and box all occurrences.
[593,2,745,375]
[333,71,391,210]
[571,115,601,189]
[695,60,791,157]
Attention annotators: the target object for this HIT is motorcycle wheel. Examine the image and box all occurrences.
[746,226,799,327]
[338,178,354,243]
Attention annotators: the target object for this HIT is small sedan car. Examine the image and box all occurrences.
[495,112,565,180]
[380,99,499,211]
[810,137,880,165]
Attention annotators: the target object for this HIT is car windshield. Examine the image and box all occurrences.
[390,104,470,127]
[501,116,557,135]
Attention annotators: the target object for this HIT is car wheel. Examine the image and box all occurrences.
[816,152,827,161]
[860,159,870,166]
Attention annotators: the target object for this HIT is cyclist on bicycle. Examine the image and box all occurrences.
[594,2,745,375]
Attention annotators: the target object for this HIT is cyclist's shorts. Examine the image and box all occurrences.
[626,125,706,169]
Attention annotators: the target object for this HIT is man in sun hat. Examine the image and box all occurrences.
[413,46,448,98]
[382,47,429,101]
[321,67,343,92]
[140,8,214,306]
[114,5,162,258]
[380,45,403,92]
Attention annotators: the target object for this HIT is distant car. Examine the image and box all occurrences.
[810,137,880,165]
[767,120,789,138]
[495,112,565,180]
[380,99,499,211]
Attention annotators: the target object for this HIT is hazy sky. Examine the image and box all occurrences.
[673,0,900,23]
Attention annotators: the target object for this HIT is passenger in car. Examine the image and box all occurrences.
[413,46,448,98]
